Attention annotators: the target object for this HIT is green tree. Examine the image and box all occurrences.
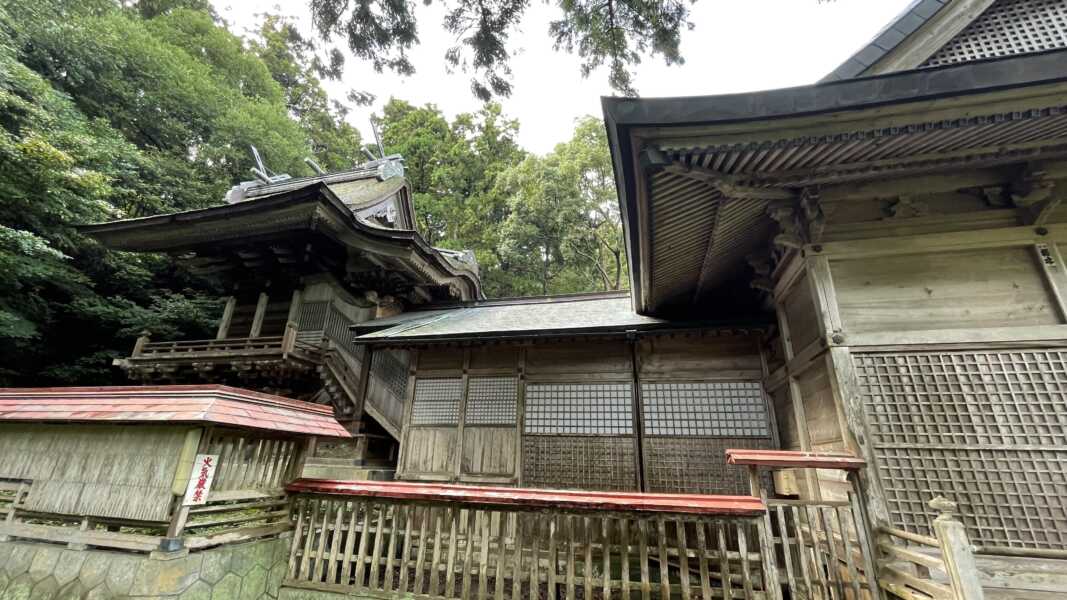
[493,116,626,295]
[0,1,368,385]
[306,0,693,99]
[252,14,365,171]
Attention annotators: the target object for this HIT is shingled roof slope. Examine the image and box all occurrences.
[354,292,764,343]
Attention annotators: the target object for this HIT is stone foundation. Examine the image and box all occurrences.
[0,537,289,599]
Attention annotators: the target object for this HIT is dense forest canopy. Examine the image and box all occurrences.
[0,0,625,386]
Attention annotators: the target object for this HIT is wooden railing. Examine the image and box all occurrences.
[877,498,984,600]
[728,449,881,600]
[284,479,778,599]
[131,323,315,361]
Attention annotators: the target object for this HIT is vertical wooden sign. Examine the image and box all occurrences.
[182,454,219,506]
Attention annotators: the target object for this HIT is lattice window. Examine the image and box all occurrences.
[643,437,773,495]
[522,436,637,491]
[298,301,328,330]
[411,378,462,426]
[524,383,633,435]
[371,349,410,401]
[855,350,1067,550]
[642,381,770,437]
[922,0,1067,68]
[465,377,517,425]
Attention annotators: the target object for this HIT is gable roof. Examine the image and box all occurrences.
[0,385,351,437]
[824,0,1067,81]
[603,49,1067,315]
[81,181,483,301]
[823,0,954,81]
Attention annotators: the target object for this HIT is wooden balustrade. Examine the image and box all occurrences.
[284,479,777,600]
[877,498,984,600]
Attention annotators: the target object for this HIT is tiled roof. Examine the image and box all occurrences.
[822,0,948,81]
[0,385,350,437]
[287,479,766,516]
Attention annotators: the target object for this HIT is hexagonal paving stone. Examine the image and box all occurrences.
[0,573,34,600]
[211,573,242,600]
[4,545,35,578]
[55,580,88,600]
[53,551,87,587]
[28,548,61,582]
[78,553,112,590]
[199,548,232,585]
[179,580,213,600]
[29,576,58,600]
[103,554,142,596]
[239,565,267,600]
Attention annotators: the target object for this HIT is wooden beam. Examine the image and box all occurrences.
[805,222,1067,260]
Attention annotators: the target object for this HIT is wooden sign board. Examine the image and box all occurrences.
[182,454,219,506]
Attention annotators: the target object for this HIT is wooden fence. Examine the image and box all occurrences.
[284,480,775,599]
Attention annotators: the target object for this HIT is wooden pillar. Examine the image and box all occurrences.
[249,292,269,338]
[287,289,304,325]
[216,296,237,340]
[804,251,891,525]
[395,349,420,480]
[164,427,210,547]
[930,497,985,600]
[132,330,152,356]
[453,350,471,481]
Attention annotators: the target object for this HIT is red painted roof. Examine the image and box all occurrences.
[726,449,865,470]
[0,385,349,438]
[287,479,765,516]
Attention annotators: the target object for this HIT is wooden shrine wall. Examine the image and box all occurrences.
[766,186,1067,552]
[396,334,778,494]
[0,424,187,522]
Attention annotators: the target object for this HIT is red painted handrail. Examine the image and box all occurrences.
[287,479,766,516]
[725,449,865,471]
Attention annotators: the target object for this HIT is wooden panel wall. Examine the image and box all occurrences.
[0,424,187,522]
[833,247,1059,333]
[399,335,780,494]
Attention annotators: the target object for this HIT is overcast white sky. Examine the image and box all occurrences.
[212,0,914,155]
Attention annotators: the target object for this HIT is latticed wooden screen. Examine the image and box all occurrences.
[411,378,463,426]
[922,0,1067,68]
[854,349,1067,550]
[522,383,638,491]
[371,349,410,403]
[465,377,517,425]
[640,382,776,495]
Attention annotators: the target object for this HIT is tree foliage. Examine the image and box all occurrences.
[376,103,625,297]
[0,0,627,388]
[0,0,365,385]
[307,0,695,99]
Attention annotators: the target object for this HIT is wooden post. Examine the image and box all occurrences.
[287,288,304,324]
[216,296,237,340]
[930,497,985,600]
[249,292,269,338]
[746,466,783,600]
[282,321,298,356]
[164,427,211,548]
[132,330,152,356]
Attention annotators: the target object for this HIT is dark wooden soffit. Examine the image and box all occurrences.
[79,183,482,300]
[602,49,1067,316]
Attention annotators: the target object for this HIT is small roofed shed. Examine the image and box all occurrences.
[0,385,348,552]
